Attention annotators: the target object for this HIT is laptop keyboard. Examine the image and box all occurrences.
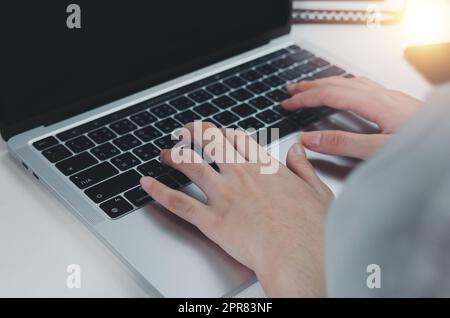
[33,45,351,219]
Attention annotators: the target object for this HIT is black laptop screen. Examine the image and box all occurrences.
[0,1,291,140]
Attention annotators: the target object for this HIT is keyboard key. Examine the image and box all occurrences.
[272,105,293,117]
[204,119,222,128]
[70,162,118,189]
[193,103,220,117]
[100,196,134,219]
[155,118,182,134]
[270,118,299,139]
[211,96,237,109]
[124,186,153,207]
[175,110,201,125]
[42,145,72,163]
[266,89,289,103]
[55,98,154,142]
[255,64,278,75]
[154,135,179,150]
[271,57,293,69]
[137,159,168,178]
[206,83,230,96]
[294,62,318,75]
[249,96,274,110]
[231,103,257,118]
[169,96,195,111]
[111,152,141,171]
[133,143,160,161]
[188,89,213,103]
[102,106,145,126]
[289,110,320,128]
[256,109,282,124]
[151,104,177,118]
[310,57,330,68]
[256,119,297,146]
[247,82,271,94]
[313,66,346,79]
[169,170,191,187]
[288,44,301,52]
[238,117,265,130]
[110,119,137,135]
[65,136,95,153]
[288,50,314,63]
[88,127,116,144]
[91,142,120,161]
[279,69,303,81]
[85,169,141,203]
[266,48,290,59]
[301,76,315,82]
[33,136,59,151]
[213,111,239,126]
[130,111,157,127]
[230,89,254,102]
[56,120,105,142]
[263,75,285,88]
[56,152,98,176]
[156,175,178,189]
[135,125,163,142]
[113,134,142,151]
[240,70,263,82]
[223,76,246,89]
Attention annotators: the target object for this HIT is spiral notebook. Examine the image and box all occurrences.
[292,0,405,25]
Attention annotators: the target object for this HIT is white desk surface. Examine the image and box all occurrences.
[0,21,444,297]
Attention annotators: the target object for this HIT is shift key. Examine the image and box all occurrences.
[70,162,118,189]
[85,170,141,203]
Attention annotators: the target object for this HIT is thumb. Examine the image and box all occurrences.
[286,143,332,199]
[301,131,390,160]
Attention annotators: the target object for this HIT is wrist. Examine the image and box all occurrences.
[253,226,326,297]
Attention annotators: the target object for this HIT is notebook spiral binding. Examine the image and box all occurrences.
[292,8,403,25]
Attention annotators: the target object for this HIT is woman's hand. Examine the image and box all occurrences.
[282,76,422,160]
[140,122,333,297]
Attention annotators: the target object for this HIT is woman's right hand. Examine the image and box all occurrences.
[281,76,423,160]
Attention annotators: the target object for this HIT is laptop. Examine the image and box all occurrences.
[1,1,354,297]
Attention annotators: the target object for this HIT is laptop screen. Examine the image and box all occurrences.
[1,1,291,140]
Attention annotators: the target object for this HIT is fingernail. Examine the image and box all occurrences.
[280,99,289,107]
[140,177,154,189]
[159,149,168,160]
[293,143,306,157]
[287,84,296,91]
[302,132,322,147]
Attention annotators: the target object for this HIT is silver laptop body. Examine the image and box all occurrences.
[3,1,367,297]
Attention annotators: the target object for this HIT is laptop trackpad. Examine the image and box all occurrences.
[95,186,254,297]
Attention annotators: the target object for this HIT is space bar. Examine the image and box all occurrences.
[84,170,141,204]
[252,119,299,146]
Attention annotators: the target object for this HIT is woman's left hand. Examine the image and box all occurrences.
[140,122,333,297]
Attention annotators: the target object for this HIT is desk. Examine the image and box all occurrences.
[0,22,441,297]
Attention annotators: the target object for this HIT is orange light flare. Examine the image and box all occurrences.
[401,0,450,45]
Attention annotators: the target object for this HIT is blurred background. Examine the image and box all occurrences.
[294,0,450,45]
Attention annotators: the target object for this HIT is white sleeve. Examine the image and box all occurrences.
[325,84,450,297]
